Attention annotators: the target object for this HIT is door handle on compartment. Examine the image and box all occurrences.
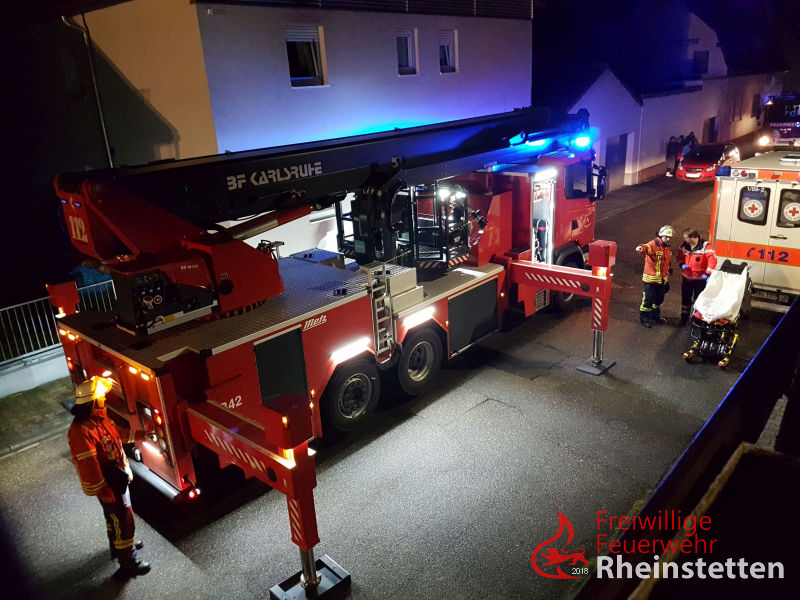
[769,234,788,240]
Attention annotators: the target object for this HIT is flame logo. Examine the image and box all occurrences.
[530,511,588,579]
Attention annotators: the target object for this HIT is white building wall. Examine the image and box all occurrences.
[570,70,641,165]
[687,13,726,79]
[196,4,532,151]
[86,0,218,161]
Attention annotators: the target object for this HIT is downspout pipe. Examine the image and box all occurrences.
[62,14,114,167]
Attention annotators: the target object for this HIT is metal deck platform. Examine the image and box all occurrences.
[59,257,369,371]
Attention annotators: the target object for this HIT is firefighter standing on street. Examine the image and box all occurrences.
[676,228,717,325]
[636,225,674,327]
[68,376,151,576]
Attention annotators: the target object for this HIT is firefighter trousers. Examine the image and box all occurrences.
[100,488,139,567]
[640,282,667,323]
[681,278,707,318]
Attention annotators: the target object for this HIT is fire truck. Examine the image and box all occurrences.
[756,92,800,150]
[48,108,616,596]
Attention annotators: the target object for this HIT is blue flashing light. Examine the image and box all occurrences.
[508,132,526,146]
[717,166,731,176]
[60,199,67,204]
[526,138,549,148]
[573,135,592,148]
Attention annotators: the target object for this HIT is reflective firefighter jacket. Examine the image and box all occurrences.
[676,239,717,280]
[638,238,672,284]
[68,410,134,496]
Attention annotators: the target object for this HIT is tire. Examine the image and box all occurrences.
[321,357,380,433]
[551,259,581,311]
[397,327,442,395]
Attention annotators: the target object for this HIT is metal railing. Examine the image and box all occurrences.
[0,280,116,365]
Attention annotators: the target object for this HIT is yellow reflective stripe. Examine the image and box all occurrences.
[110,515,123,549]
[114,537,135,549]
[81,479,107,494]
[74,449,97,461]
[642,274,665,283]
[640,293,652,312]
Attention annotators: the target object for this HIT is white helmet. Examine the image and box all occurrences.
[74,376,113,405]
[658,225,675,238]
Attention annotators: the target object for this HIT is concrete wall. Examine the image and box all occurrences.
[196,4,532,151]
[86,0,218,163]
[0,351,68,399]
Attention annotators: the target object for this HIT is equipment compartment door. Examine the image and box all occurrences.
[763,184,800,293]
[448,279,498,354]
[254,329,309,405]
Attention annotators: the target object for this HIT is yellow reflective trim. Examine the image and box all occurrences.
[110,514,122,547]
[74,449,97,461]
[114,537,134,549]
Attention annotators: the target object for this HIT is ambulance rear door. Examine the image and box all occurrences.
[723,180,776,288]
[763,182,800,294]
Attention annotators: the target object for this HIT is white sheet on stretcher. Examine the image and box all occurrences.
[693,268,748,323]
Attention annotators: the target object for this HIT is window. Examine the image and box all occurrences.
[731,95,743,123]
[693,51,709,76]
[751,94,761,118]
[737,186,770,226]
[564,161,590,199]
[439,29,458,73]
[777,189,800,228]
[285,26,326,87]
[396,29,418,75]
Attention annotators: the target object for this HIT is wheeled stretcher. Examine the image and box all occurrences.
[682,260,751,368]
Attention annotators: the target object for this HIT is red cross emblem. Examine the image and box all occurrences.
[744,199,763,218]
[784,202,800,222]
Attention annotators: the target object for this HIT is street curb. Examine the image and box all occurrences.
[0,422,70,460]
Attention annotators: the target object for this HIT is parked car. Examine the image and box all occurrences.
[676,143,741,182]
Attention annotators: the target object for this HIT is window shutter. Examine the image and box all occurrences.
[286,25,320,43]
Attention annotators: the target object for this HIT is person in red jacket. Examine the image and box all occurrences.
[68,376,150,576]
[636,225,674,327]
[676,228,718,325]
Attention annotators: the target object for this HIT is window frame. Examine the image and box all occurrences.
[777,188,800,229]
[439,29,458,74]
[396,29,419,76]
[737,185,770,227]
[285,25,327,88]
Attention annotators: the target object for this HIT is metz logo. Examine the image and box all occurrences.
[226,161,323,190]
[531,512,589,579]
[303,314,327,331]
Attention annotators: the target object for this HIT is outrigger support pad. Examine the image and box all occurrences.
[577,330,616,375]
[269,554,351,600]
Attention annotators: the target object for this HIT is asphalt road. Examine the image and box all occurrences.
[0,176,780,600]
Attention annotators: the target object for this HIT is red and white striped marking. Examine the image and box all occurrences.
[592,298,604,329]
[287,497,303,542]
[523,271,581,288]
[202,429,267,473]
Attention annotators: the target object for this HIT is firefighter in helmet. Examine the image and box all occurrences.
[68,376,150,576]
[635,225,674,327]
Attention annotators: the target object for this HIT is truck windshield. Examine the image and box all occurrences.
[763,101,800,123]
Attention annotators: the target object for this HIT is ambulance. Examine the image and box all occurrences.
[712,152,800,309]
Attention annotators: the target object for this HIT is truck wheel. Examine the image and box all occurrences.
[322,357,380,432]
[551,259,581,311]
[398,327,442,395]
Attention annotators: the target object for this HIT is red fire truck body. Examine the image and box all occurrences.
[48,110,615,583]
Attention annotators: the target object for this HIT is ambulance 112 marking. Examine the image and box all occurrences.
[746,247,789,263]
